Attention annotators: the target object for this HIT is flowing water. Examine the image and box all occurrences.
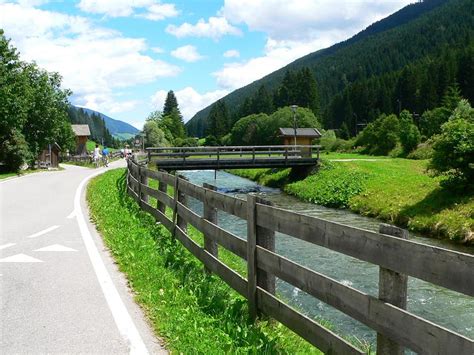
[179,169,474,348]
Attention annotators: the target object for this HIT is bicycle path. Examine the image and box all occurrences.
[0,160,166,354]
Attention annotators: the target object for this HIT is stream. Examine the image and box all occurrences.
[179,169,474,348]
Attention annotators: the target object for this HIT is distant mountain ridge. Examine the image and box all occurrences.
[79,107,139,138]
[186,0,467,137]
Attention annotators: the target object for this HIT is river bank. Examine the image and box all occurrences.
[230,154,474,244]
[87,168,324,354]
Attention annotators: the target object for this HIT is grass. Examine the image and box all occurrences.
[0,172,18,180]
[87,168,325,354]
[232,154,474,244]
[0,168,60,180]
[318,152,391,160]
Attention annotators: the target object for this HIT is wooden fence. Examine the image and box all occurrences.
[126,158,474,354]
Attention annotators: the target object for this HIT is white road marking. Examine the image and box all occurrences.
[75,170,148,355]
[0,253,43,263]
[34,244,78,252]
[67,210,76,219]
[0,243,16,250]
[26,225,60,239]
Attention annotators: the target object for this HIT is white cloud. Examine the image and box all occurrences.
[0,2,180,114]
[213,0,413,90]
[140,3,179,20]
[221,0,412,41]
[214,37,342,90]
[171,45,204,62]
[17,0,49,6]
[223,49,239,58]
[151,46,165,53]
[77,0,178,21]
[166,16,242,41]
[151,87,229,122]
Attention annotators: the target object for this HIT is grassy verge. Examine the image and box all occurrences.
[0,168,59,180]
[0,172,18,180]
[232,156,473,244]
[87,168,325,354]
[317,152,391,160]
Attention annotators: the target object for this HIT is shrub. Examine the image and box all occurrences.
[407,140,434,160]
[355,113,399,155]
[0,129,32,172]
[429,100,474,186]
[399,111,421,154]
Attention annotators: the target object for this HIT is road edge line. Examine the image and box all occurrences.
[74,169,148,355]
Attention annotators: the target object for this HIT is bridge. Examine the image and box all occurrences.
[146,145,320,171]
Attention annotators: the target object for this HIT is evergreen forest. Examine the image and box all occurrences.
[186,0,473,139]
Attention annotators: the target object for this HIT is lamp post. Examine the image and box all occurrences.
[140,132,145,153]
[291,105,298,147]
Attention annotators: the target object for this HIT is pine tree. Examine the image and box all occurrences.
[163,90,179,116]
[295,67,320,115]
[238,97,253,119]
[207,100,230,139]
[442,83,463,111]
[274,70,296,108]
[251,85,273,114]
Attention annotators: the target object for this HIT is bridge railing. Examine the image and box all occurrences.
[126,158,474,354]
[146,145,321,162]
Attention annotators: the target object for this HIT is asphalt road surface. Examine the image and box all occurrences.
[0,160,166,354]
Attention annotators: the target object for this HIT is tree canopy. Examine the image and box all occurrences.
[0,30,74,171]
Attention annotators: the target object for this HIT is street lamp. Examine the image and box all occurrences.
[291,105,298,147]
[140,132,145,152]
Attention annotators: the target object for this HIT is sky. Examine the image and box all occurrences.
[0,0,413,129]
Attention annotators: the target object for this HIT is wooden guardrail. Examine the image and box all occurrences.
[126,159,474,354]
[147,145,321,161]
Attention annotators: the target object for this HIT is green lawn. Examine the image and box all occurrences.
[318,152,391,160]
[233,154,473,244]
[87,168,324,354]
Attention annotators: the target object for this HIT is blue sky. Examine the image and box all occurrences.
[0,0,412,129]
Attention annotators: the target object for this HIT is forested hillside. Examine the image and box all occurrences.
[80,107,139,140]
[68,106,119,148]
[186,0,473,137]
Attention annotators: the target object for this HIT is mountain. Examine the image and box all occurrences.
[186,0,473,137]
[80,107,139,139]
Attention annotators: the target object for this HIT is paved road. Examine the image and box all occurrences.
[0,160,166,354]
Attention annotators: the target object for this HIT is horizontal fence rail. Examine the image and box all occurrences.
[126,158,474,354]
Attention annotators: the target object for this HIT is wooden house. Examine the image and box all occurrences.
[38,143,61,168]
[71,124,91,155]
[279,128,322,157]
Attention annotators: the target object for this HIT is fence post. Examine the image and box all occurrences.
[377,223,409,355]
[157,179,167,213]
[247,194,276,321]
[126,160,132,197]
[203,183,218,273]
[139,165,148,204]
[135,163,141,199]
[176,175,187,234]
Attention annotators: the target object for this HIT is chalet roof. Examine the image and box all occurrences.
[279,127,322,138]
[71,124,91,136]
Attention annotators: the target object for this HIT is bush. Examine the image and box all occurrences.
[399,111,421,155]
[355,114,399,155]
[429,100,474,186]
[0,129,32,172]
[407,140,434,160]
